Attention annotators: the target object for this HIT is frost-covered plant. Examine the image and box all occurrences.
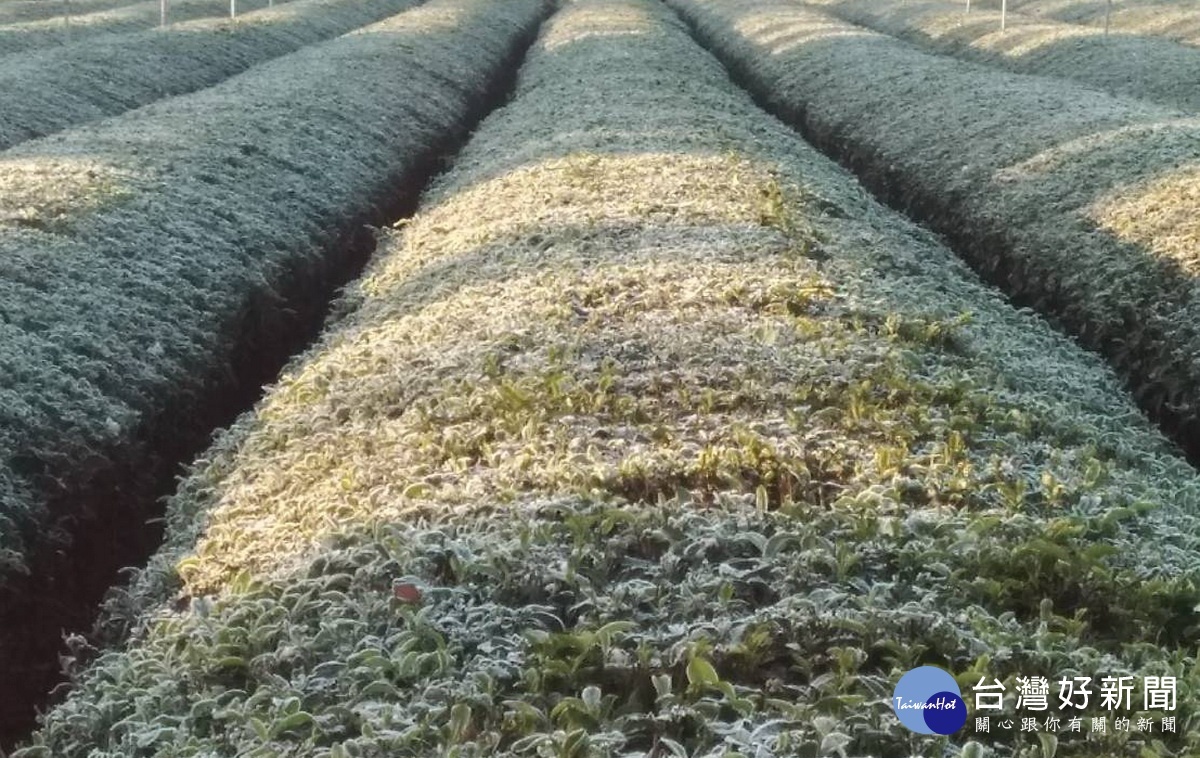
[21,0,1200,756]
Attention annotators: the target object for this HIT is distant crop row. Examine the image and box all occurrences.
[17,0,1200,755]
[0,0,421,152]
[0,0,281,55]
[670,0,1200,466]
[807,0,1200,113]
[0,0,546,718]
[1011,0,1200,44]
[0,0,136,26]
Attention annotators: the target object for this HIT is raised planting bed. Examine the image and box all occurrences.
[0,0,137,26]
[807,0,1200,113]
[1010,0,1200,44]
[0,0,284,56]
[0,0,547,744]
[0,0,423,152]
[667,0,1200,468]
[19,0,1200,755]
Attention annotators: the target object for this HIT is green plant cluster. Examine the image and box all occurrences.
[666,0,1200,466]
[0,0,424,153]
[35,495,1200,758]
[23,0,1200,755]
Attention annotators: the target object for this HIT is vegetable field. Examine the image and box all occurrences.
[806,0,1200,113]
[0,0,137,26]
[0,0,424,151]
[0,0,545,743]
[0,0,287,55]
[3,0,1200,756]
[1009,0,1200,43]
[670,0,1200,464]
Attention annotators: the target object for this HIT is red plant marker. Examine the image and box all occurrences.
[393,582,422,604]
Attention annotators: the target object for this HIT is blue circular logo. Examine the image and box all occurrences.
[893,666,968,735]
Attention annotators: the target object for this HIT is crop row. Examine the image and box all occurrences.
[1010,0,1200,44]
[806,0,1200,113]
[0,0,422,153]
[669,0,1200,470]
[17,0,1200,754]
[0,0,545,740]
[0,0,283,56]
[0,0,136,26]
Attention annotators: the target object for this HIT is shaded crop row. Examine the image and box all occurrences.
[19,0,1200,754]
[0,0,137,26]
[0,0,421,153]
[0,0,546,743]
[0,0,284,56]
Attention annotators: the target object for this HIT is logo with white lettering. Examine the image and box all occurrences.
[893,665,968,735]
